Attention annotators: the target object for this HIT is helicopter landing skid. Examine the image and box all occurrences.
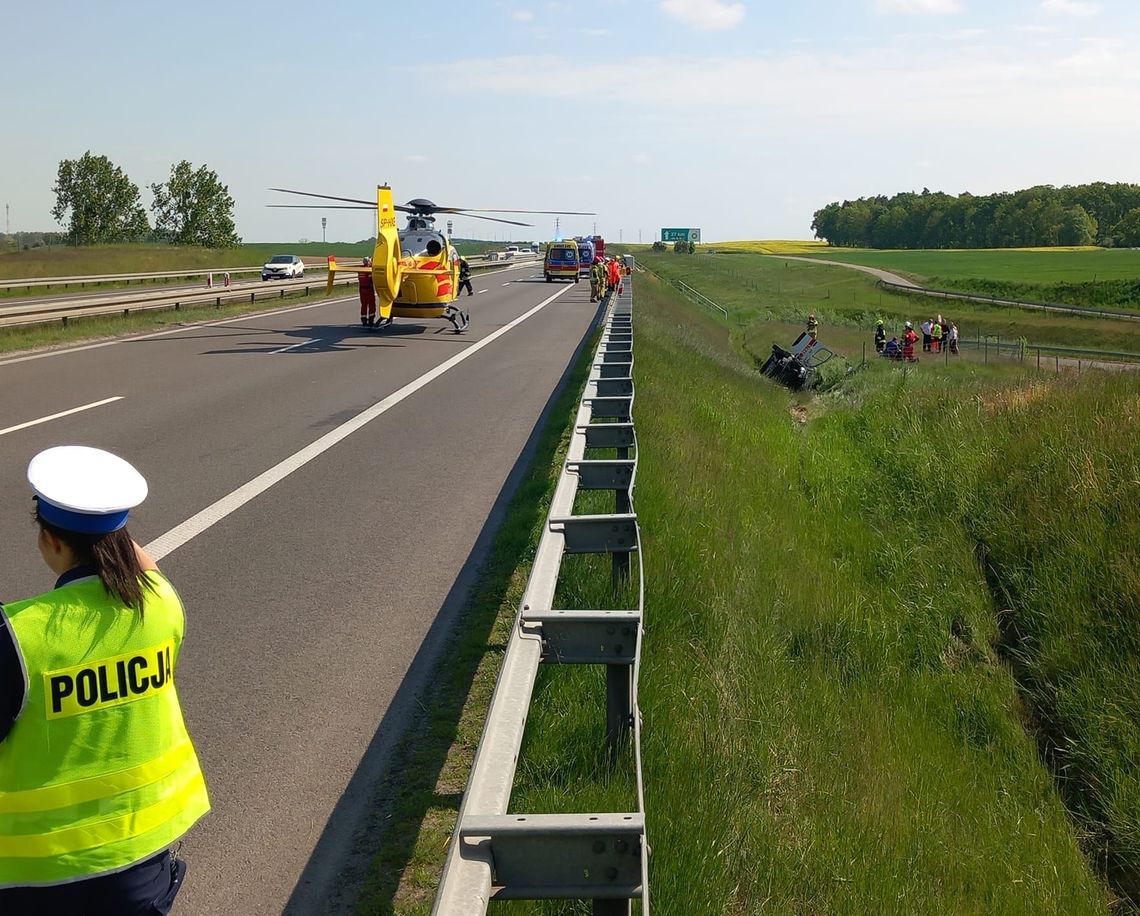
[444,304,470,333]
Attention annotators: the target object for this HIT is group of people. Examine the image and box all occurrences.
[590,255,625,303]
[874,314,959,362]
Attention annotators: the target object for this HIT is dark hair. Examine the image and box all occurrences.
[36,513,153,613]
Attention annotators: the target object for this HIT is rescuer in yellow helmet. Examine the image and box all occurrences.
[0,446,210,911]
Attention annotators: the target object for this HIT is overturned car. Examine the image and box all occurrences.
[759,332,836,390]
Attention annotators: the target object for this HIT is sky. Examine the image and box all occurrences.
[4,0,1140,243]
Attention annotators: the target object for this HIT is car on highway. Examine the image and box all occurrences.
[504,245,521,259]
[261,255,305,281]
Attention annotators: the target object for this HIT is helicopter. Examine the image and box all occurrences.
[269,186,593,333]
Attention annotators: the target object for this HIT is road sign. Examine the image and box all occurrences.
[661,228,701,243]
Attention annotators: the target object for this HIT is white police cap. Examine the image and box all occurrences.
[28,446,148,534]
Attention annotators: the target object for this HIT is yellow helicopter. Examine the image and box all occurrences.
[269,186,593,332]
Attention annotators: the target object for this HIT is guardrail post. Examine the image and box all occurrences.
[606,663,633,761]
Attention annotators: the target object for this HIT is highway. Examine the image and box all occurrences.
[0,267,600,914]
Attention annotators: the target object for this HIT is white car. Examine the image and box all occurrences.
[504,245,520,259]
[262,254,304,280]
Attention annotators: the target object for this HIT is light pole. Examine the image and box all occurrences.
[447,219,453,238]
[321,217,327,244]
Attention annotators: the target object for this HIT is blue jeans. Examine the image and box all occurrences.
[0,850,185,915]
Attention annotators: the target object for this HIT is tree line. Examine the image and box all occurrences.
[811,182,1140,249]
[50,151,241,248]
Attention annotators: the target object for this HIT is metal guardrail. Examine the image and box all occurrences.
[434,279,647,914]
[0,277,360,329]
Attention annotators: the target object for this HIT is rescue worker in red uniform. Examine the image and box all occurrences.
[607,257,621,296]
[902,321,919,361]
[358,256,377,327]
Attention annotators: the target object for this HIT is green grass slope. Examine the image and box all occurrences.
[502,271,1139,912]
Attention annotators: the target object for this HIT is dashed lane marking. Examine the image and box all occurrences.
[0,396,124,438]
[144,283,577,561]
[270,339,316,354]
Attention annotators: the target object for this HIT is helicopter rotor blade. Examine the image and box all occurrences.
[268,188,378,206]
[445,212,534,227]
[267,204,376,209]
[441,208,596,216]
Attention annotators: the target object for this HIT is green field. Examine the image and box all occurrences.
[708,242,1140,311]
[632,249,1140,359]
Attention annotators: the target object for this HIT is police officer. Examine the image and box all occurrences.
[458,257,474,298]
[0,446,210,912]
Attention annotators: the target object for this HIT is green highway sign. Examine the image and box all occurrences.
[661,228,701,243]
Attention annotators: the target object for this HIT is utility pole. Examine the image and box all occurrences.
[5,204,9,236]
[321,217,327,244]
[447,219,453,238]
[593,221,596,235]
[619,229,623,243]
[638,229,642,243]
[555,216,561,238]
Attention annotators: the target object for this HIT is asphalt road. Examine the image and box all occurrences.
[0,267,600,914]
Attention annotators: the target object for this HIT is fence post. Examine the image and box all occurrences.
[1037,349,1041,371]
[984,337,988,363]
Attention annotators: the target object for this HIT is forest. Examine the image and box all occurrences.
[811,182,1140,250]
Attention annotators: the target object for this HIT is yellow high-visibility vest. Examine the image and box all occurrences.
[0,571,210,887]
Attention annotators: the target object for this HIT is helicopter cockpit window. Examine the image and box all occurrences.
[400,232,447,258]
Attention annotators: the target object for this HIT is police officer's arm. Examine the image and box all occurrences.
[0,607,27,743]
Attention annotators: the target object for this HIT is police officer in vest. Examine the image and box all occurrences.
[0,446,210,913]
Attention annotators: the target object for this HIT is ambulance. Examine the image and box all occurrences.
[543,240,580,283]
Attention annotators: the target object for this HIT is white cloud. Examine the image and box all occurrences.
[659,0,745,31]
[875,0,961,13]
[511,9,535,22]
[436,39,1140,136]
[1041,0,1099,14]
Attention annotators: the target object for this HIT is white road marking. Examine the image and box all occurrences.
[501,282,511,287]
[477,289,489,295]
[270,338,316,354]
[144,283,576,561]
[0,396,124,438]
